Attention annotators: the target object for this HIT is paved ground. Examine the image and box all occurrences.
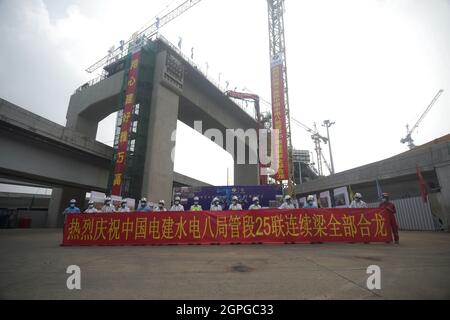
[0,229,449,300]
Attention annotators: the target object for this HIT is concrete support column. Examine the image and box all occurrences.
[47,187,87,228]
[232,135,259,186]
[142,83,180,206]
[435,164,450,231]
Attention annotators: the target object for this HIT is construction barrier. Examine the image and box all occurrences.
[62,208,393,246]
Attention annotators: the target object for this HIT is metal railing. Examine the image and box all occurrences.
[74,35,256,120]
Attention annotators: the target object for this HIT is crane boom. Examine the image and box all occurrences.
[86,0,203,73]
[291,117,328,142]
[401,89,444,149]
[410,89,444,135]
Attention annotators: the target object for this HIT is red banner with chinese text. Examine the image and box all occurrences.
[111,51,141,196]
[270,58,289,181]
[62,209,393,246]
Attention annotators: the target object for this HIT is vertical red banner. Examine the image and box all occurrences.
[270,57,289,181]
[111,51,141,196]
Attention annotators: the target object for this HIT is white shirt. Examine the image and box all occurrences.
[102,205,116,213]
[249,204,262,210]
[210,204,223,211]
[84,207,98,214]
[349,200,368,208]
[279,202,296,209]
[117,207,130,213]
[170,204,185,211]
[154,207,167,212]
[229,203,243,211]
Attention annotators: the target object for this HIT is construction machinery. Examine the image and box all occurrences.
[291,117,332,176]
[225,90,269,185]
[267,0,295,195]
[401,89,444,149]
[322,120,336,174]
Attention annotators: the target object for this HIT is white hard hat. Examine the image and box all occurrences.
[354,193,362,199]
[213,197,219,202]
[284,195,291,201]
[159,200,165,204]
[232,196,238,201]
[253,197,259,202]
[193,196,199,201]
[88,200,94,205]
[105,197,111,201]
[141,197,147,202]
[174,196,181,201]
[307,195,314,201]
[70,199,76,204]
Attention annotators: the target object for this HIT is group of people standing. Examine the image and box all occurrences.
[63,191,399,244]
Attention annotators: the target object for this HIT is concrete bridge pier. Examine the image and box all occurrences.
[142,82,179,208]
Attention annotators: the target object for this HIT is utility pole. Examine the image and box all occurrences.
[322,120,335,174]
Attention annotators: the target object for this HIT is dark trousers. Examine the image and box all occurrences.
[389,214,399,242]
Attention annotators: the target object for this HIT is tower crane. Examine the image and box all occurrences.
[401,89,444,150]
[291,117,332,176]
[267,0,295,195]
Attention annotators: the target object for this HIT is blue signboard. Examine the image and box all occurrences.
[173,185,283,211]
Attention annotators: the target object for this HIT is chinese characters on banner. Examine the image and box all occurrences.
[111,51,141,196]
[63,208,393,246]
[270,56,289,181]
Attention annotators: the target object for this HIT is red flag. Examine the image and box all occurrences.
[416,166,428,203]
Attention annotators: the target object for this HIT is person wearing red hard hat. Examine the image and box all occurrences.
[379,192,399,244]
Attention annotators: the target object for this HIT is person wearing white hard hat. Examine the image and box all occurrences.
[154,200,167,212]
[210,197,222,211]
[279,195,296,209]
[84,200,98,213]
[229,196,243,211]
[63,199,81,214]
[249,197,262,210]
[170,196,185,211]
[117,200,131,213]
[349,193,368,208]
[303,195,318,208]
[101,197,116,213]
[190,196,203,211]
[137,197,152,212]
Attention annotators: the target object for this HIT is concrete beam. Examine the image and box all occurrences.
[66,71,124,139]
[296,141,450,195]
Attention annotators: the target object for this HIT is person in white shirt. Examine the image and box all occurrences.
[154,200,168,212]
[303,195,318,208]
[101,197,116,213]
[210,197,222,211]
[117,200,130,213]
[229,196,243,211]
[170,196,185,211]
[249,197,262,210]
[84,200,98,213]
[349,193,368,208]
[279,195,296,209]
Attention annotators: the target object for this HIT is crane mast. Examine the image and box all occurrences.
[267,0,295,194]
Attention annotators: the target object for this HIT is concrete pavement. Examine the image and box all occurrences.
[0,229,449,299]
